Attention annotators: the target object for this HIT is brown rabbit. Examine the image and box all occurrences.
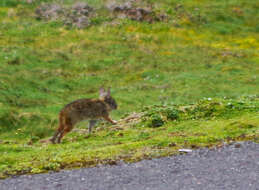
[50,88,117,144]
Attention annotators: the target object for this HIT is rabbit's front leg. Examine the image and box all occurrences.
[88,120,97,134]
[103,115,117,125]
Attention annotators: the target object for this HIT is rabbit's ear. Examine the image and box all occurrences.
[99,87,106,97]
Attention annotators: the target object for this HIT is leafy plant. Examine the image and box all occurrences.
[148,114,164,128]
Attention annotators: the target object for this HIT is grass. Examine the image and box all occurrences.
[0,97,258,178]
[0,0,258,178]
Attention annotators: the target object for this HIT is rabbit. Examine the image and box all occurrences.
[50,88,118,144]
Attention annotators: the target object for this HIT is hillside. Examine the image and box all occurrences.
[0,0,258,178]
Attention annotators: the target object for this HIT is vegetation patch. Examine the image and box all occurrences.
[140,96,259,127]
[0,0,258,179]
[0,97,258,179]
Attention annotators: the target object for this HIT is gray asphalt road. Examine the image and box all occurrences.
[1,141,259,190]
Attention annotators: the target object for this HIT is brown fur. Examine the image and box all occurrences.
[51,88,117,144]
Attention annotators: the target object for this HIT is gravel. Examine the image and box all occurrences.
[1,141,259,190]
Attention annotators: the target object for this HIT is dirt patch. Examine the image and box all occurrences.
[35,3,63,20]
[35,2,94,29]
[107,1,167,23]
[35,1,167,28]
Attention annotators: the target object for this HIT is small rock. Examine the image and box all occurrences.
[234,143,242,148]
[179,149,192,153]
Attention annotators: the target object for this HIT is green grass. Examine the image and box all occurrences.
[0,97,258,178]
[0,0,258,178]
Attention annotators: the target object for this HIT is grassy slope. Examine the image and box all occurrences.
[0,0,258,178]
[0,97,258,178]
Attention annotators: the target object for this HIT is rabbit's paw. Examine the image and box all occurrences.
[112,120,118,125]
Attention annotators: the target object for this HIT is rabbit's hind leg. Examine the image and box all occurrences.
[57,118,73,143]
[51,112,66,144]
[50,124,64,144]
[50,130,59,144]
[57,127,72,144]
